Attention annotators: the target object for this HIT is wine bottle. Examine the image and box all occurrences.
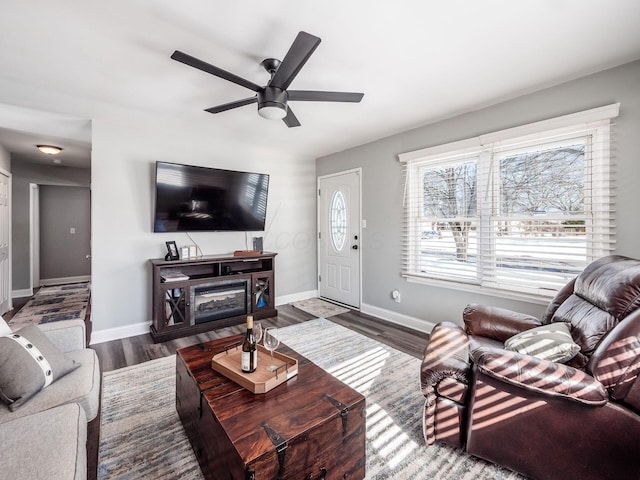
[241,315,257,373]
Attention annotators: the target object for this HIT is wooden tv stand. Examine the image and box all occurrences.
[149,252,277,343]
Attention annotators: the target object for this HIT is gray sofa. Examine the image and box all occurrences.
[0,319,101,479]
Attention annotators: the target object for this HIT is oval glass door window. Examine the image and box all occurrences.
[330,190,347,251]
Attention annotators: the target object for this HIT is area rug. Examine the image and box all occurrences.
[98,318,525,479]
[8,282,91,330]
[291,297,350,317]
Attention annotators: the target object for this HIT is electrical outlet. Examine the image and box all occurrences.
[69,227,76,234]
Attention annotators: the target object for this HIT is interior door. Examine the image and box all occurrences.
[318,169,361,308]
[0,170,11,314]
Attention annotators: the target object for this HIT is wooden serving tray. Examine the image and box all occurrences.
[211,343,299,394]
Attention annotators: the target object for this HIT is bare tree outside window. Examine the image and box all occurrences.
[500,145,585,217]
[421,161,477,262]
[417,144,586,277]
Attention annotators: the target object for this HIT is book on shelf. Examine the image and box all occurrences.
[161,272,190,282]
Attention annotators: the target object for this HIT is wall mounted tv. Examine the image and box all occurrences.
[153,161,269,233]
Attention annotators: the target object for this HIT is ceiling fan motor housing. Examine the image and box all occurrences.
[257,87,288,118]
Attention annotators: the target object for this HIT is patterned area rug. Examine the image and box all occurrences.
[8,282,91,330]
[291,297,350,317]
[98,318,525,479]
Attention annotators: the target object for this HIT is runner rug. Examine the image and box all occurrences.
[98,318,524,479]
[8,282,91,330]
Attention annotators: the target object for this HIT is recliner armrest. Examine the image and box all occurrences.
[471,346,608,406]
[421,322,471,396]
[463,304,542,342]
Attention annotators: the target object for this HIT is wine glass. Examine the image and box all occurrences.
[263,327,280,371]
[253,321,263,344]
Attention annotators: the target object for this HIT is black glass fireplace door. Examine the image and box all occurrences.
[192,280,249,324]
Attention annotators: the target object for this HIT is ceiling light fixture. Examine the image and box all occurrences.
[37,145,63,155]
[257,87,288,120]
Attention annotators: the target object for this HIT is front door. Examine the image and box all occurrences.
[318,169,361,308]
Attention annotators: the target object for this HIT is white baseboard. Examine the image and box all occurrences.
[12,288,33,298]
[89,293,433,345]
[40,275,91,287]
[91,291,318,345]
[360,303,436,334]
[90,321,151,345]
[276,289,318,306]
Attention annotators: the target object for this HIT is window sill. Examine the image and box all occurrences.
[403,274,552,306]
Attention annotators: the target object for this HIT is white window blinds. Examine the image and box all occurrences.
[399,104,619,299]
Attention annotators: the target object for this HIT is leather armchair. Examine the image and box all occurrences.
[421,255,640,480]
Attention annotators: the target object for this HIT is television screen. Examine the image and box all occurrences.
[153,162,269,232]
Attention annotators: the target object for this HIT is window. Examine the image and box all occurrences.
[400,104,619,299]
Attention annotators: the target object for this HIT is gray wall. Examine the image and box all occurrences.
[39,185,91,281]
[317,60,640,329]
[11,161,90,290]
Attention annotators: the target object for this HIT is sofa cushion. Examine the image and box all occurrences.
[0,348,100,423]
[504,322,581,363]
[0,325,79,410]
[0,402,87,480]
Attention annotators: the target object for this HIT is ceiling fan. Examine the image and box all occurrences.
[171,31,364,127]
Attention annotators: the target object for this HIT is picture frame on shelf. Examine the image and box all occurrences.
[165,241,180,261]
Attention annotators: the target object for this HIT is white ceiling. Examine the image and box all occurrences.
[0,0,639,167]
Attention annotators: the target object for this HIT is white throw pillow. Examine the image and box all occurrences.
[504,322,580,363]
[0,316,11,336]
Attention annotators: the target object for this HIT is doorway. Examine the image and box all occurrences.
[317,169,361,309]
[34,185,91,286]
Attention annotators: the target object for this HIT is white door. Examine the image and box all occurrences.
[318,169,361,308]
[0,171,11,314]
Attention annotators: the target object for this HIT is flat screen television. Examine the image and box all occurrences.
[153,161,269,232]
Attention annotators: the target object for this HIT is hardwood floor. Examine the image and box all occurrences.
[92,304,430,372]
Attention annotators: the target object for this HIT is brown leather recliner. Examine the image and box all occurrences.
[420,255,640,480]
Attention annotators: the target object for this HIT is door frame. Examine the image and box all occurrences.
[29,183,39,293]
[317,168,362,309]
[0,167,11,313]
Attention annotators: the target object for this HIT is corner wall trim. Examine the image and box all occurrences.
[12,288,34,299]
[276,290,318,307]
[360,303,436,334]
[91,321,151,345]
[40,275,91,287]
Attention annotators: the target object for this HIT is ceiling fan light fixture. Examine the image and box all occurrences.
[257,87,288,120]
[258,104,287,120]
[37,145,63,155]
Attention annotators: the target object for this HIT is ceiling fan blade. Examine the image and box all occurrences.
[282,106,301,128]
[171,50,261,92]
[205,96,257,114]
[288,90,364,103]
[269,32,321,90]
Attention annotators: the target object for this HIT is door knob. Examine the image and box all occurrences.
[352,245,358,250]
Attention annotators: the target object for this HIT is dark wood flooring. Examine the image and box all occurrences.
[92,304,430,372]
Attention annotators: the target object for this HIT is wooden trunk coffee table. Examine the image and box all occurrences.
[176,334,366,480]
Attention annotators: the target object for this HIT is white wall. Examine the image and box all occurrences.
[91,118,317,339]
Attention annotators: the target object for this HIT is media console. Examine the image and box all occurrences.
[149,252,277,343]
